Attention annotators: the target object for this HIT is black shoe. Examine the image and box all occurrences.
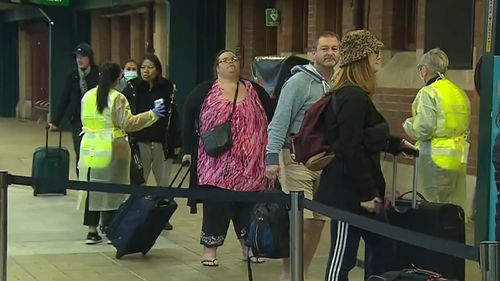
[85,232,103,245]
[163,222,173,231]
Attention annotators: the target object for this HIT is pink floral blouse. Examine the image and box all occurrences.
[197,80,268,192]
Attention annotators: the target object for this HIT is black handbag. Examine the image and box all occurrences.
[197,81,239,157]
[130,142,146,185]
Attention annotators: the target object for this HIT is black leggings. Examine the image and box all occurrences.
[200,185,254,248]
[82,192,115,229]
[82,167,115,229]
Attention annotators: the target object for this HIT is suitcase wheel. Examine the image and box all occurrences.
[63,191,67,196]
[141,252,147,256]
[115,252,123,259]
[33,190,38,196]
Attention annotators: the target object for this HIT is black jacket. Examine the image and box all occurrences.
[182,80,275,213]
[52,66,99,127]
[123,77,181,159]
[316,85,402,214]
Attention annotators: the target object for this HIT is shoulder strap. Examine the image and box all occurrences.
[227,80,240,122]
[195,80,240,134]
[166,84,176,131]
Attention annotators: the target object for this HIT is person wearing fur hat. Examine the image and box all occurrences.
[315,30,416,281]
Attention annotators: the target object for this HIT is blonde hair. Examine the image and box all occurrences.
[332,58,376,95]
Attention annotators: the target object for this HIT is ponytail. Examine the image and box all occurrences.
[96,62,122,114]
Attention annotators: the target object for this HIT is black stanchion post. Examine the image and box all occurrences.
[391,156,398,208]
[480,241,499,281]
[411,157,418,208]
[290,191,304,281]
[0,171,7,281]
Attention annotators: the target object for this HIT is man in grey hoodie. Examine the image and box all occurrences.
[266,31,340,281]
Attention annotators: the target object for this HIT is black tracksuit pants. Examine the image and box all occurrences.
[325,210,393,281]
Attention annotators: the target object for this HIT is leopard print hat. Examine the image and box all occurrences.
[339,30,384,67]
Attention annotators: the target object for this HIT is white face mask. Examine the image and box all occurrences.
[124,70,138,81]
[418,72,426,84]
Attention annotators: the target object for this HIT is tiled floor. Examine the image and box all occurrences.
[0,117,480,280]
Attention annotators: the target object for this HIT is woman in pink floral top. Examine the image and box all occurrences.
[182,50,274,266]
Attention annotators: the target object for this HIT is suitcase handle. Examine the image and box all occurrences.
[168,160,190,188]
[391,155,419,209]
[45,124,63,152]
[398,191,428,202]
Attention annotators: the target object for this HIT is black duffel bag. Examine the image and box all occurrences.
[369,267,458,281]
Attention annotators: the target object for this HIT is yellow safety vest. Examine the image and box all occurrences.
[80,88,127,169]
[427,79,470,170]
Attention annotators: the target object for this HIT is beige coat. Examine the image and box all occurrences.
[79,90,158,211]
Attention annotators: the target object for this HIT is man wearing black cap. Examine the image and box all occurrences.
[48,43,102,244]
[48,43,99,176]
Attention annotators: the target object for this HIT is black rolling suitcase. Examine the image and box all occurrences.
[386,156,465,281]
[31,126,69,196]
[106,161,190,259]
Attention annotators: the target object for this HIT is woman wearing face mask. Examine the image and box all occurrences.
[116,59,139,92]
[315,30,416,281]
[403,48,470,209]
[122,54,180,231]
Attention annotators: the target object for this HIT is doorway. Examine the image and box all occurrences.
[22,21,49,122]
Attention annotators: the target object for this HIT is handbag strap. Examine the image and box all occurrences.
[195,80,241,135]
[166,84,176,132]
[227,80,240,122]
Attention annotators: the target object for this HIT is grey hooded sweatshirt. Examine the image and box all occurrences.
[266,64,331,165]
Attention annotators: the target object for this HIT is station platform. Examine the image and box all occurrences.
[0,117,480,281]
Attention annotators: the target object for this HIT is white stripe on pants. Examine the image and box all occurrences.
[138,142,173,186]
[327,221,349,281]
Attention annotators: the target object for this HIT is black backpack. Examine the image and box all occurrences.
[246,188,289,281]
[246,189,290,259]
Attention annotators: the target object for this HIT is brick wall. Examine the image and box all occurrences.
[240,0,277,78]
[373,88,480,175]
[239,0,483,175]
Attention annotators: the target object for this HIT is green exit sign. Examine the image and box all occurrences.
[33,0,69,6]
[265,8,281,27]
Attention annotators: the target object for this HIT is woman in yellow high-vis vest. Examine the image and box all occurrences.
[403,48,471,211]
[79,62,166,244]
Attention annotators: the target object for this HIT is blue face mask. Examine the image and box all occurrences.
[124,70,138,81]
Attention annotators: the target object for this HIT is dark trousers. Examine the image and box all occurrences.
[83,192,115,229]
[200,186,254,247]
[71,122,82,178]
[325,211,393,281]
[82,167,115,229]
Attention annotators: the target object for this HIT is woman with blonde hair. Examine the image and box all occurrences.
[315,30,415,281]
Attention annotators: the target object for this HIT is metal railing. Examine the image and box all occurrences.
[0,171,498,281]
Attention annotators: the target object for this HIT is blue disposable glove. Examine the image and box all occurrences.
[152,103,166,117]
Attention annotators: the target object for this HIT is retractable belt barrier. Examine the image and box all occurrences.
[5,174,480,263]
[303,199,479,262]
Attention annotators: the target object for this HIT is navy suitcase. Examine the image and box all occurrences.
[31,126,69,196]
[106,162,190,259]
[385,157,465,281]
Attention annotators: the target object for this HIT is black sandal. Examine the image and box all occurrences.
[201,258,219,267]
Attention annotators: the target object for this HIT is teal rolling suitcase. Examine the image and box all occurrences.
[31,126,69,196]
